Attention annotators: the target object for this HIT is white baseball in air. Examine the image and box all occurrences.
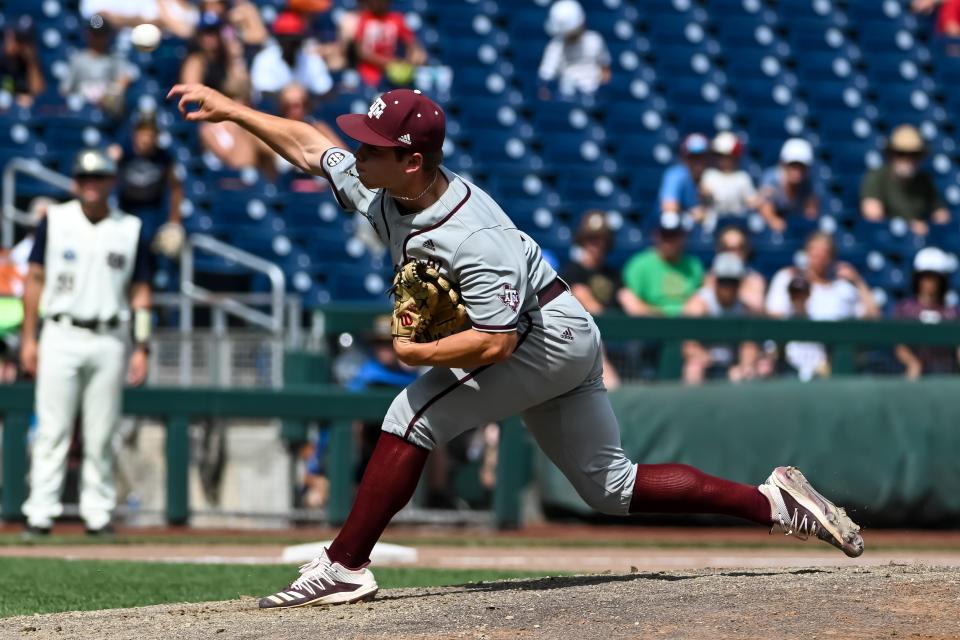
[131,23,162,52]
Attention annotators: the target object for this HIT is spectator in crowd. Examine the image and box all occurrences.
[758,138,820,233]
[5,197,53,299]
[272,82,346,185]
[251,11,333,98]
[913,0,960,35]
[659,133,710,221]
[620,212,704,317]
[682,253,763,384]
[0,16,45,108]
[60,15,132,118]
[538,0,611,99]
[315,1,374,73]
[179,12,250,100]
[894,247,960,378]
[277,82,346,152]
[85,0,199,40]
[198,83,276,178]
[109,111,184,258]
[767,234,879,380]
[560,210,623,389]
[199,0,268,46]
[353,0,426,87]
[860,124,951,236]
[701,132,758,222]
[779,276,831,380]
[767,232,878,321]
[702,226,767,312]
[562,210,623,315]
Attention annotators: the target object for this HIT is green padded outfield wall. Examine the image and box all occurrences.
[536,378,960,527]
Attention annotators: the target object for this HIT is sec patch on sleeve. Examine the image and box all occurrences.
[326,151,346,167]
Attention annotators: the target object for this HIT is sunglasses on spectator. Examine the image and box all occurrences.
[892,151,923,159]
[719,243,745,253]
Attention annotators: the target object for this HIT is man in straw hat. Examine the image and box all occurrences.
[861,124,951,236]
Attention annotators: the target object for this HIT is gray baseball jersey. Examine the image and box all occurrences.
[321,148,637,515]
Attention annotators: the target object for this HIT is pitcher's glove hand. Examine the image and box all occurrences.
[391,260,469,342]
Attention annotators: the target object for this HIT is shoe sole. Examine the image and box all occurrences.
[260,584,379,610]
[772,466,864,558]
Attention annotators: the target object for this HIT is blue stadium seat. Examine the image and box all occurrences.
[1,0,952,309]
[530,102,595,135]
[468,135,543,172]
[328,264,390,301]
[538,133,612,172]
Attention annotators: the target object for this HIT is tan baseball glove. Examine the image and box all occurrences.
[391,260,469,343]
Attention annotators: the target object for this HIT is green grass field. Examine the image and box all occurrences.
[0,557,556,619]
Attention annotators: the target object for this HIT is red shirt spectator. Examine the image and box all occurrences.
[914,0,960,35]
[938,0,960,34]
[354,0,421,86]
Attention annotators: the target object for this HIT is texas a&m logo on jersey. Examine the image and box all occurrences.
[498,284,520,311]
[368,97,387,119]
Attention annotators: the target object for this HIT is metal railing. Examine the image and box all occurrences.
[152,293,305,388]
[179,234,289,387]
[1,157,72,247]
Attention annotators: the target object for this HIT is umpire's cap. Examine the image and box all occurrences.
[72,149,117,177]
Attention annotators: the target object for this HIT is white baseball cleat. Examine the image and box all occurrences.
[259,549,379,609]
[759,466,864,558]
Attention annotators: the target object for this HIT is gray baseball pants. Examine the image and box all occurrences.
[381,291,637,515]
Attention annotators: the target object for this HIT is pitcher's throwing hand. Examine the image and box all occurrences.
[166,84,236,123]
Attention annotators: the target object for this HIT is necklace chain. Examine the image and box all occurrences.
[390,171,439,202]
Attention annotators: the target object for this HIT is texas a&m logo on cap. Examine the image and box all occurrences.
[368,97,387,120]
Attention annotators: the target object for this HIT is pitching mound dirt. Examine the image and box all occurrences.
[4,564,959,639]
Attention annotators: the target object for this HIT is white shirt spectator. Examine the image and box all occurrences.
[60,49,133,105]
[250,41,333,96]
[538,30,610,96]
[702,168,756,217]
[765,268,864,320]
[81,0,198,25]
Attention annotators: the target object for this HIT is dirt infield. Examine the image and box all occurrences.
[5,542,960,573]
[4,564,959,640]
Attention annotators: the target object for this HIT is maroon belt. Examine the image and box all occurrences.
[537,278,568,308]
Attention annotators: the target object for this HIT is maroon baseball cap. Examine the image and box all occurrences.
[336,89,445,153]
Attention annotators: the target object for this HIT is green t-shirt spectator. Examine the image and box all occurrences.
[622,249,704,316]
[860,165,945,222]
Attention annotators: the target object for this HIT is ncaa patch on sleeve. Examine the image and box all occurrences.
[326,151,346,167]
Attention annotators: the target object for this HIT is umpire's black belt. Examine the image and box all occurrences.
[537,277,569,308]
[50,314,121,331]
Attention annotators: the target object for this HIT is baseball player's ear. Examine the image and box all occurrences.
[404,152,424,174]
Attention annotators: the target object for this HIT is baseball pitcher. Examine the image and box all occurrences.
[20,149,153,536]
[167,84,863,609]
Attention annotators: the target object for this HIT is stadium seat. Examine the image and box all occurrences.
[1,0,952,314]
